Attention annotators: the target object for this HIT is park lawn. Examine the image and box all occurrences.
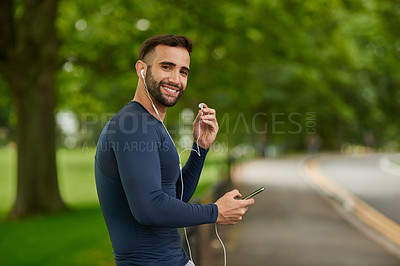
[0,146,224,266]
[0,207,114,266]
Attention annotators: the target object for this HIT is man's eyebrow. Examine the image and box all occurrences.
[181,66,190,73]
[159,61,190,72]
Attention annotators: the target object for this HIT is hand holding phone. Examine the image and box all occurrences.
[215,189,257,225]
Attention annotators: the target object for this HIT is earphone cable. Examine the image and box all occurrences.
[215,223,227,266]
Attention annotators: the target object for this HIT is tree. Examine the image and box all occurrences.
[0,0,66,218]
[1,0,398,219]
[57,0,395,151]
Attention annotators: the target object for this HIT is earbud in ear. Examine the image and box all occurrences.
[141,69,145,79]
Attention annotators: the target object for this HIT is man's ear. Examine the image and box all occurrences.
[135,60,147,79]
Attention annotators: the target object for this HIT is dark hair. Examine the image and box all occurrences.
[138,35,193,61]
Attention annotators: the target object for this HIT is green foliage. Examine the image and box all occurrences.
[1,0,399,151]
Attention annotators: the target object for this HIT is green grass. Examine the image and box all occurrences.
[57,147,99,207]
[0,146,225,265]
[0,208,114,266]
[0,147,16,214]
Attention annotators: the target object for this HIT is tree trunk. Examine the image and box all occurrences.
[9,69,66,218]
[0,0,66,218]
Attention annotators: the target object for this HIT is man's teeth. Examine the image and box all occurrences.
[163,86,177,92]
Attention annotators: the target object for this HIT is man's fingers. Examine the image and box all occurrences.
[202,108,216,116]
[229,189,241,198]
[200,117,219,129]
[244,198,255,206]
[200,114,215,120]
[200,119,216,127]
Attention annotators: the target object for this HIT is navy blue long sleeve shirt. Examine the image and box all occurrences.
[94,101,218,265]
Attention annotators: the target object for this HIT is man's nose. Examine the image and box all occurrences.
[168,70,180,85]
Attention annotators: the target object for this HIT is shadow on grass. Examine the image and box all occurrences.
[0,206,114,266]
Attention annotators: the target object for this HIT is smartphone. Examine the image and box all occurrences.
[241,187,265,200]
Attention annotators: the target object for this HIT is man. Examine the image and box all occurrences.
[95,35,254,266]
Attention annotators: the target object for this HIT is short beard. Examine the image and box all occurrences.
[145,67,184,107]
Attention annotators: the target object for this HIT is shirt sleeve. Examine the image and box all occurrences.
[176,142,209,203]
[110,117,217,228]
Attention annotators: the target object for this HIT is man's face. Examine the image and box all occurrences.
[144,45,190,107]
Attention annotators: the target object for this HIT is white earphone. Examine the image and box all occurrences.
[141,68,161,119]
[198,103,204,116]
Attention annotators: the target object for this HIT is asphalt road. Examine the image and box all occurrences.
[224,155,400,266]
[317,153,400,223]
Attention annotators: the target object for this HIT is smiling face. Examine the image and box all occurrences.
[143,45,190,107]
